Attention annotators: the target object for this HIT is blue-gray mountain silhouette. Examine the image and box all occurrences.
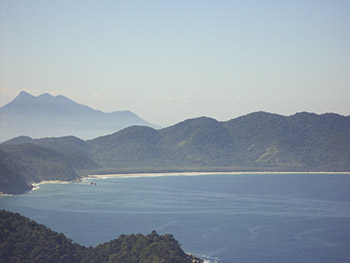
[0,91,158,142]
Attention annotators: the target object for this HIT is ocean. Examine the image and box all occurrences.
[1,173,350,263]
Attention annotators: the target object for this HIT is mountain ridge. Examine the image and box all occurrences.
[0,91,159,142]
[1,111,349,195]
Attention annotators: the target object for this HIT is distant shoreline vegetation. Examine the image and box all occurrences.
[1,111,349,195]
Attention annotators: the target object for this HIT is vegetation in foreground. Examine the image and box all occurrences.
[0,210,201,263]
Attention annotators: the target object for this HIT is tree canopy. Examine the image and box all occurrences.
[0,210,200,263]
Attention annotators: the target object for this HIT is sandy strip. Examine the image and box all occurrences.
[39,180,73,184]
[0,193,13,197]
[86,171,350,179]
[30,180,76,191]
[32,180,73,186]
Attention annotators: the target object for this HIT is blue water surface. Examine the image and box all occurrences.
[1,173,350,263]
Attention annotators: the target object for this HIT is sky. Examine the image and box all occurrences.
[1,0,349,127]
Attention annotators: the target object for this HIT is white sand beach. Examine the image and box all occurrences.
[86,171,350,180]
[30,180,76,191]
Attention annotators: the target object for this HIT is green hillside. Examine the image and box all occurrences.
[4,136,98,171]
[86,112,350,172]
[0,210,198,263]
[0,150,32,194]
[0,144,80,194]
[1,111,349,194]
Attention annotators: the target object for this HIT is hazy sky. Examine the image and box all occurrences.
[1,0,349,126]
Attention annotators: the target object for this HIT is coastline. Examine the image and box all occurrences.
[1,180,76,197]
[33,180,74,186]
[86,171,350,180]
[30,180,77,192]
[2,172,348,197]
[0,193,13,197]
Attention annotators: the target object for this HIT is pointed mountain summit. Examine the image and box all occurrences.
[0,91,158,142]
[15,90,34,98]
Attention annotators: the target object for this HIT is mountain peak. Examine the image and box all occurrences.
[18,90,31,95]
[38,92,54,99]
[0,91,158,142]
[15,90,35,100]
[13,91,58,103]
[14,91,69,102]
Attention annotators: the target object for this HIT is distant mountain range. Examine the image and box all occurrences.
[0,91,159,142]
[1,111,349,195]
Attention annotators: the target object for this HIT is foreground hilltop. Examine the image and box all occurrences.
[0,210,201,263]
[1,111,350,194]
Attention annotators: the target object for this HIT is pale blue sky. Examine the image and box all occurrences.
[1,0,349,126]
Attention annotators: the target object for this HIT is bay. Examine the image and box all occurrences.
[1,173,350,263]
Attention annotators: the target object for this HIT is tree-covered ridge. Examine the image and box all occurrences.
[0,210,83,263]
[1,137,98,171]
[0,149,32,194]
[0,210,200,263]
[86,111,350,172]
[0,143,80,194]
[91,231,192,263]
[1,111,350,194]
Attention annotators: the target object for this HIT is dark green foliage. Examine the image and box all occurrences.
[0,210,194,263]
[223,112,350,170]
[0,210,83,263]
[158,117,236,166]
[3,136,98,171]
[0,144,79,194]
[88,126,162,167]
[90,231,190,263]
[85,112,350,172]
[0,150,32,194]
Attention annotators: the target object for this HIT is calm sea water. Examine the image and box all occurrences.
[1,173,350,263]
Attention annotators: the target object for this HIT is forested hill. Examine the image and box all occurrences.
[0,210,200,263]
[0,143,81,195]
[86,111,350,172]
[1,111,350,194]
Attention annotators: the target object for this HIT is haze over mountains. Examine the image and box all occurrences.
[0,91,159,142]
[1,109,349,194]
